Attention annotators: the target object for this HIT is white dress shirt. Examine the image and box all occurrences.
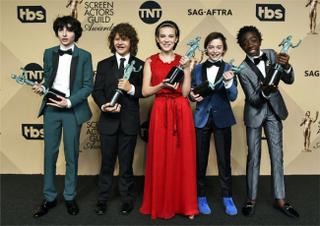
[115,52,135,95]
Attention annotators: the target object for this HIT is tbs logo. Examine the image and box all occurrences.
[17,6,46,23]
[139,1,162,24]
[22,124,44,140]
[256,4,285,21]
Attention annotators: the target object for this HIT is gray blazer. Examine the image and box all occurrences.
[237,49,294,128]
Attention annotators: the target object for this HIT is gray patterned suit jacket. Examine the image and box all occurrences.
[237,49,294,128]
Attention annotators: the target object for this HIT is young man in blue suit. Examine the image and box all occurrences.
[92,23,144,216]
[190,32,238,216]
[32,16,93,217]
[236,25,299,218]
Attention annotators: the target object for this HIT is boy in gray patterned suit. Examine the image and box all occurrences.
[236,26,299,218]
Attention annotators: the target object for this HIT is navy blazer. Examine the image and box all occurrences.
[192,61,237,129]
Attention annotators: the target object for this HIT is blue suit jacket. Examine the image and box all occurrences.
[38,45,93,125]
[192,61,237,129]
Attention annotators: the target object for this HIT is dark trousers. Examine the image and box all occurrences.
[97,129,137,204]
[196,114,232,197]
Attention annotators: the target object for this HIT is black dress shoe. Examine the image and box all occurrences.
[65,200,79,215]
[242,201,255,217]
[95,201,107,215]
[275,202,300,218]
[33,199,57,218]
[120,202,133,215]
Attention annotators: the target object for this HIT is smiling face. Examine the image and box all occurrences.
[156,26,178,53]
[57,26,75,48]
[240,31,261,57]
[113,33,131,56]
[206,38,225,61]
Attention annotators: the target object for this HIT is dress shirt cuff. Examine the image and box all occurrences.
[284,66,292,74]
[223,78,233,89]
[127,84,135,96]
[66,99,72,108]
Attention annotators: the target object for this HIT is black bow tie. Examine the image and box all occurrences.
[253,53,268,65]
[58,48,73,56]
[205,60,222,68]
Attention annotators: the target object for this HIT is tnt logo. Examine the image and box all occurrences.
[23,63,44,83]
[17,6,46,23]
[256,4,285,21]
[139,1,162,24]
[22,124,44,140]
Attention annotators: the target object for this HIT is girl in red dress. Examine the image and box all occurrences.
[140,20,198,219]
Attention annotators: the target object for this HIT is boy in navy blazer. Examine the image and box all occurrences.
[190,32,238,216]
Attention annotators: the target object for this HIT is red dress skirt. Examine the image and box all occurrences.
[140,54,198,219]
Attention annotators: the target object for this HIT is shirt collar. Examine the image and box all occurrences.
[116,52,130,64]
[60,43,75,51]
[248,50,264,62]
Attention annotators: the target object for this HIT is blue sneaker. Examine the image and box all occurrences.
[223,197,238,216]
[197,196,212,214]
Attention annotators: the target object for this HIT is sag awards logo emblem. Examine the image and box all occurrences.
[82,1,114,31]
[82,121,100,151]
[256,4,285,21]
[17,6,46,23]
[305,0,319,34]
[139,1,162,24]
[300,110,319,152]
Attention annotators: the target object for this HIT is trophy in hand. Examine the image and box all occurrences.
[193,59,244,98]
[109,60,142,107]
[11,68,66,102]
[165,36,201,85]
[264,35,301,86]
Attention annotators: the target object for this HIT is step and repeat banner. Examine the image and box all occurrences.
[1,0,319,175]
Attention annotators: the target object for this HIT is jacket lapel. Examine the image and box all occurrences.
[48,46,60,88]
[245,56,265,83]
[69,45,79,92]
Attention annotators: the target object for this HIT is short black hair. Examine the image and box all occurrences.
[53,16,83,42]
[204,32,228,55]
[108,23,139,56]
[236,25,262,47]
[154,20,180,50]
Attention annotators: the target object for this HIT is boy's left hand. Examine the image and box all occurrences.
[276,52,290,70]
[118,79,132,92]
[47,96,68,108]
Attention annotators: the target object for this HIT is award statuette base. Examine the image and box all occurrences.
[46,88,66,104]
[193,81,213,97]
[165,66,184,85]
[110,89,123,107]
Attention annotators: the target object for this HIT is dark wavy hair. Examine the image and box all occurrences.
[236,25,262,48]
[154,20,180,50]
[53,16,82,42]
[204,32,228,56]
[108,23,139,56]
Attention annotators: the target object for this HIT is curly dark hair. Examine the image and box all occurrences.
[154,20,180,50]
[108,23,139,56]
[53,16,82,42]
[236,25,262,48]
[204,32,228,56]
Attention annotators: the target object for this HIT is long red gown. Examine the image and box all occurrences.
[140,53,199,219]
